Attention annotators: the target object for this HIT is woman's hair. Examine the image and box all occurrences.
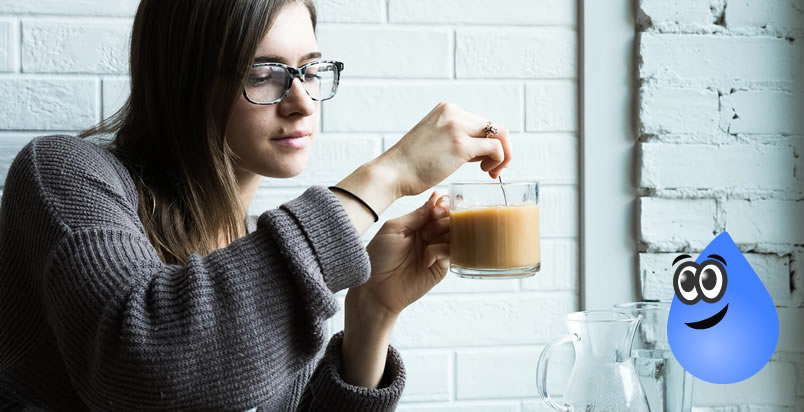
[80,0,317,265]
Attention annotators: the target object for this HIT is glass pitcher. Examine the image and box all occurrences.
[536,310,651,411]
[614,301,693,412]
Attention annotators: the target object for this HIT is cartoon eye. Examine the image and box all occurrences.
[673,262,700,304]
[698,260,727,303]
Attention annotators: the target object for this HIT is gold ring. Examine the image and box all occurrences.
[484,121,498,138]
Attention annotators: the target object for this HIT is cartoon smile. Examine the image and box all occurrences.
[685,304,728,330]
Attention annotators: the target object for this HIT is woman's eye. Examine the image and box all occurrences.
[248,76,271,86]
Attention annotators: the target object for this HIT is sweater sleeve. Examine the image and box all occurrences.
[295,331,406,412]
[5,135,400,410]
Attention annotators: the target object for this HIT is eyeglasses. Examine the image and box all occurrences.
[243,60,344,105]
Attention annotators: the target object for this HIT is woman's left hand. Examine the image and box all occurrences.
[341,191,450,387]
[355,191,451,316]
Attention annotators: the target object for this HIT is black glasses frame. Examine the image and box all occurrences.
[243,60,344,105]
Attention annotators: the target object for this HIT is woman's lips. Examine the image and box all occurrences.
[271,131,311,149]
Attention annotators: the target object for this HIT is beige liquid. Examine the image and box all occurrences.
[449,204,540,269]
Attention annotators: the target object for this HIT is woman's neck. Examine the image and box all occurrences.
[237,170,261,212]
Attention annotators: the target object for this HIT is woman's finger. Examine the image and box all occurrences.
[428,232,450,244]
[463,136,504,165]
[423,243,450,268]
[487,127,513,178]
[423,216,449,238]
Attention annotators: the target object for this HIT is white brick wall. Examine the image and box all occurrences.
[0,0,579,409]
[639,0,803,409]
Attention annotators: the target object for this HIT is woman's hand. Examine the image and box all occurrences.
[341,192,450,387]
[357,190,451,315]
[379,102,513,197]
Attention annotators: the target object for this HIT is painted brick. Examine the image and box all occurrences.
[324,81,522,133]
[797,139,804,195]
[521,239,578,292]
[640,34,800,84]
[539,185,578,239]
[693,359,798,406]
[640,143,797,191]
[398,350,452,402]
[793,247,803,308]
[726,0,804,30]
[0,133,37,187]
[102,77,129,119]
[725,200,804,244]
[456,346,573,399]
[317,26,451,79]
[639,0,713,25]
[22,20,131,74]
[526,81,577,132]
[456,28,575,79]
[777,307,804,353]
[726,90,804,135]
[639,87,719,134]
[640,198,717,251]
[0,78,97,130]
[315,0,384,23]
[389,0,575,25]
[0,19,19,73]
[386,292,576,348]
[396,402,520,412]
[0,0,138,16]
[640,253,791,306]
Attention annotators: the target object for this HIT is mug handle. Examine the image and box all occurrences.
[436,195,450,212]
[536,333,579,412]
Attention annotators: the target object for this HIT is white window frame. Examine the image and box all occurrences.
[579,0,639,309]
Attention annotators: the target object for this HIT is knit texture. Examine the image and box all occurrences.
[0,135,405,411]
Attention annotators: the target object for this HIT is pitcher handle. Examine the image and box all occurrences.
[536,333,579,412]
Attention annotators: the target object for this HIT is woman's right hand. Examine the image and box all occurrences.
[378,102,513,197]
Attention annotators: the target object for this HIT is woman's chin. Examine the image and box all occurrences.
[262,163,306,179]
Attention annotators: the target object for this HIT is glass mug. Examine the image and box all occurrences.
[442,181,540,279]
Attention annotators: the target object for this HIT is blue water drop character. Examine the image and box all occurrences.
[667,232,779,384]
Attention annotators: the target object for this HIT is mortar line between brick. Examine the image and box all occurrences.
[16,18,21,73]
[452,350,457,401]
[452,28,457,80]
[521,83,527,133]
[95,78,102,123]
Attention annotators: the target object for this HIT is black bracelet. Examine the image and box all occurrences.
[328,186,379,222]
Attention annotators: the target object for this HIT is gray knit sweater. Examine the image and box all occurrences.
[0,135,405,411]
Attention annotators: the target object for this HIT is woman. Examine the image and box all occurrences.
[0,0,511,410]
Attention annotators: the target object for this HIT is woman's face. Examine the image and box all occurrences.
[227,3,320,179]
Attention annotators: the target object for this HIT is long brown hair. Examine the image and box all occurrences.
[81,0,317,264]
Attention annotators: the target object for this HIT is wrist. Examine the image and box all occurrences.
[336,160,399,216]
[341,288,398,388]
[368,153,404,200]
[345,287,399,329]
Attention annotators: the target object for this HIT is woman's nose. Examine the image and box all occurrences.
[278,77,316,118]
